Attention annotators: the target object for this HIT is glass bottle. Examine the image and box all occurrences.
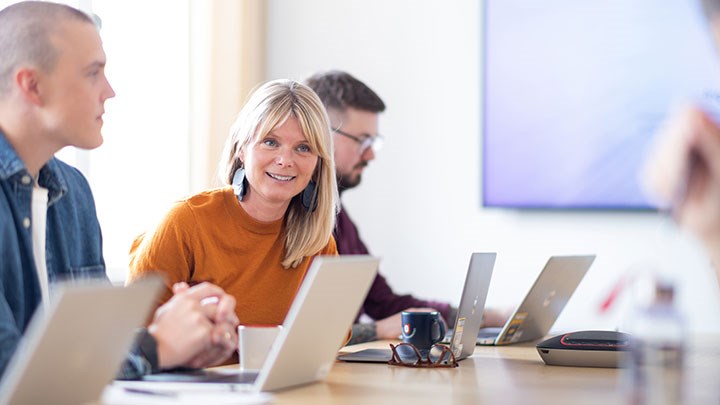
[626,280,686,405]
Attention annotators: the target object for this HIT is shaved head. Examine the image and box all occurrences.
[0,1,95,97]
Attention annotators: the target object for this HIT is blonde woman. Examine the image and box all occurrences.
[128,79,339,327]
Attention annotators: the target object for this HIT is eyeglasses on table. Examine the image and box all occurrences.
[388,342,458,368]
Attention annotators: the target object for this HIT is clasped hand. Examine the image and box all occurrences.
[148,282,239,370]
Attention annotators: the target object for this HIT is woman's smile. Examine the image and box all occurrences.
[267,172,296,182]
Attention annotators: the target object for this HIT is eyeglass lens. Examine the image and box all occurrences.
[392,343,456,366]
[363,135,383,152]
[334,128,383,153]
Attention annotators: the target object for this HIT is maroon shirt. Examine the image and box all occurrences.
[334,205,452,322]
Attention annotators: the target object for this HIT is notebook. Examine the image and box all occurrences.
[336,252,497,363]
[476,255,595,345]
[0,277,162,405]
[115,255,379,393]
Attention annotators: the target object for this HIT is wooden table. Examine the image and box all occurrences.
[270,337,720,404]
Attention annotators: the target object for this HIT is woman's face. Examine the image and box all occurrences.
[240,115,319,217]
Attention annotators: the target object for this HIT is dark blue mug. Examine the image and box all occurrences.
[401,311,445,353]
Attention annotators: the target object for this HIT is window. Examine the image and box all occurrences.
[89,0,192,282]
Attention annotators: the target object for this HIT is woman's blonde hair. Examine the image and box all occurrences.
[220,79,339,268]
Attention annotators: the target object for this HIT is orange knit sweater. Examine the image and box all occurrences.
[127,187,338,326]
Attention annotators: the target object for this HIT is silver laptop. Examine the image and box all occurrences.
[116,255,379,393]
[0,277,162,405]
[477,255,595,345]
[336,252,496,363]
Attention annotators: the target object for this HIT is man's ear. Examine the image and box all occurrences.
[15,68,43,106]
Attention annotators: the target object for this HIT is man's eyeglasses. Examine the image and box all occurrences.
[332,128,384,153]
[388,343,458,368]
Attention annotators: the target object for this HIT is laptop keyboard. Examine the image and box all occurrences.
[142,369,259,384]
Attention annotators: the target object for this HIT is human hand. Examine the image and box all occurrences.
[171,282,239,368]
[481,307,513,328]
[374,307,445,340]
[643,106,720,256]
[149,282,238,370]
[172,282,239,330]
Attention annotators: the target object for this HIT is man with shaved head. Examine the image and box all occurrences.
[0,1,238,380]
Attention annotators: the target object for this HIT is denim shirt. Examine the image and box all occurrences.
[0,131,156,380]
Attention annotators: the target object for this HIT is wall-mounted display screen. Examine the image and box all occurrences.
[482,0,720,209]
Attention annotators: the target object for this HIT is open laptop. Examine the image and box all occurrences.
[0,277,162,405]
[476,255,595,345]
[115,255,379,393]
[336,252,497,363]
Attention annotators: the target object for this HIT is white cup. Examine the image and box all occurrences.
[238,325,283,370]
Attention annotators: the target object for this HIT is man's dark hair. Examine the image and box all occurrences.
[305,70,386,114]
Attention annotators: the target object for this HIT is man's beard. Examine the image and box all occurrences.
[337,172,362,193]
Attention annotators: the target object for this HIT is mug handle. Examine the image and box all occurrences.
[430,318,446,344]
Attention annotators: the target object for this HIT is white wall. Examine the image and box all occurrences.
[266,0,720,333]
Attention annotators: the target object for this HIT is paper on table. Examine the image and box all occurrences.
[102,383,272,405]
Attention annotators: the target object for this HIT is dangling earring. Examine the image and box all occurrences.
[301,180,318,212]
[232,167,248,202]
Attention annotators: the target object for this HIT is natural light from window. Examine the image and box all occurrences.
[89,0,192,282]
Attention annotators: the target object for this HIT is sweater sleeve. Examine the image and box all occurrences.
[127,201,197,311]
[334,206,453,324]
[360,270,454,323]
